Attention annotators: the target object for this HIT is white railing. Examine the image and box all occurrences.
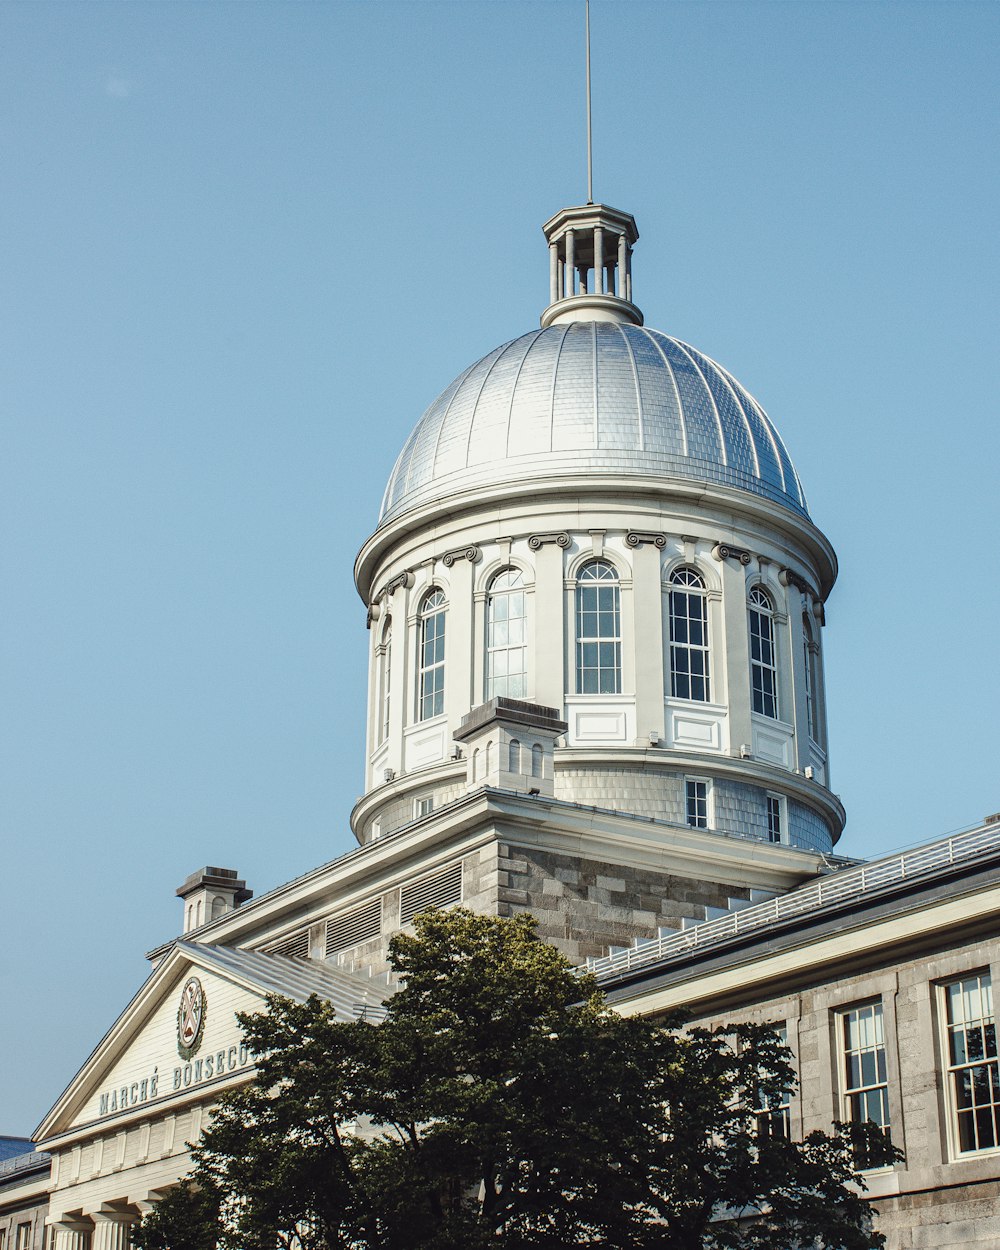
[587,820,1000,980]
[0,1150,50,1179]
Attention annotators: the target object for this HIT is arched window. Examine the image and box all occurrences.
[508,739,521,773]
[211,895,227,921]
[418,589,446,720]
[531,743,543,778]
[749,586,778,719]
[576,561,621,694]
[668,567,710,701]
[802,614,818,741]
[486,569,527,699]
[378,617,392,744]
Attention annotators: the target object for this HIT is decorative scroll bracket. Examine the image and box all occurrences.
[779,567,814,597]
[528,531,571,551]
[441,544,482,568]
[625,530,666,549]
[712,542,752,566]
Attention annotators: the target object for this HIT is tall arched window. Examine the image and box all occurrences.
[576,561,621,694]
[486,568,527,699]
[803,614,820,742]
[378,617,392,744]
[749,586,778,719]
[668,567,710,701]
[418,589,446,720]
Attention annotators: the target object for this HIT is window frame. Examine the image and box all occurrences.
[749,585,779,720]
[667,566,711,702]
[485,567,528,700]
[417,589,446,721]
[838,1000,891,1167]
[575,560,622,695]
[685,776,711,830]
[766,792,785,845]
[941,970,1000,1157]
[377,616,392,745]
[753,1023,792,1141]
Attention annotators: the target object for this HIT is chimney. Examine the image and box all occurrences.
[177,866,252,935]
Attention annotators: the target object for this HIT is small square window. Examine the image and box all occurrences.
[415,796,434,819]
[686,779,708,829]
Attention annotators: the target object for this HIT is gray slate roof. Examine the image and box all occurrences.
[179,942,389,1020]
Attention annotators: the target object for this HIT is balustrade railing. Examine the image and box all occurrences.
[587,820,1000,979]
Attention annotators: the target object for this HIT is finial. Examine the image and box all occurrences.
[586,0,593,204]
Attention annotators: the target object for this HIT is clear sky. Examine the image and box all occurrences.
[1,0,998,1136]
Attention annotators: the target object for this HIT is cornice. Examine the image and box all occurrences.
[355,474,838,605]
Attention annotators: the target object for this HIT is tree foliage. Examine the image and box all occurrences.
[134,909,897,1249]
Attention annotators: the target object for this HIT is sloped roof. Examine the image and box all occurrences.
[178,942,388,1019]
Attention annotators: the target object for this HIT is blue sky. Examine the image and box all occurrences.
[1,0,998,1135]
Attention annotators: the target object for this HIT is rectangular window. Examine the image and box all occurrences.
[841,1001,890,1164]
[415,796,434,818]
[944,972,999,1154]
[766,794,783,844]
[754,1024,792,1140]
[686,778,708,829]
[15,1227,30,1250]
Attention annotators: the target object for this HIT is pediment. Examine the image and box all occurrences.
[36,942,386,1143]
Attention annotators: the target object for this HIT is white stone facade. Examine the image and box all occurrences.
[357,493,839,852]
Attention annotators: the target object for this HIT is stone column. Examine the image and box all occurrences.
[625,245,633,303]
[532,544,566,712]
[549,242,559,304]
[594,227,604,293]
[617,234,627,298]
[91,1214,134,1250]
[52,1224,92,1250]
[565,230,575,296]
[630,542,665,742]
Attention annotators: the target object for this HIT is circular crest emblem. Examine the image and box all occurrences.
[177,976,206,1060]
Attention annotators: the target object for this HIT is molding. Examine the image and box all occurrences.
[355,475,839,604]
[712,542,752,566]
[527,530,571,551]
[625,530,666,549]
[440,544,482,568]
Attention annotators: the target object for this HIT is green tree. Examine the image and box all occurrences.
[134,909,896,1250]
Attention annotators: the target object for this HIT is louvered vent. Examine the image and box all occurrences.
[325,899,382,957]
[399,863,463,926]
[268,929,310,960]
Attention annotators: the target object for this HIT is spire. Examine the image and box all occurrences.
[540,203,642,328]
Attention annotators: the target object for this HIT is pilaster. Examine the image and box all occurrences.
[532,542,566,711]
[629,541,665,741]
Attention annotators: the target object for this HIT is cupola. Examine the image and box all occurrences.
[541,202,641,328]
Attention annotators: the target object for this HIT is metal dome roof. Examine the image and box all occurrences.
[379,322,808,525]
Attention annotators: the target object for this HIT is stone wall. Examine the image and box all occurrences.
[495,842,751,964]
[677,931,1000,1250]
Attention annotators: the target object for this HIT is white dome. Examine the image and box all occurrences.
[380,322,808,525]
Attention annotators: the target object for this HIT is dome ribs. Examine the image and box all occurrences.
[377,325,811,526]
